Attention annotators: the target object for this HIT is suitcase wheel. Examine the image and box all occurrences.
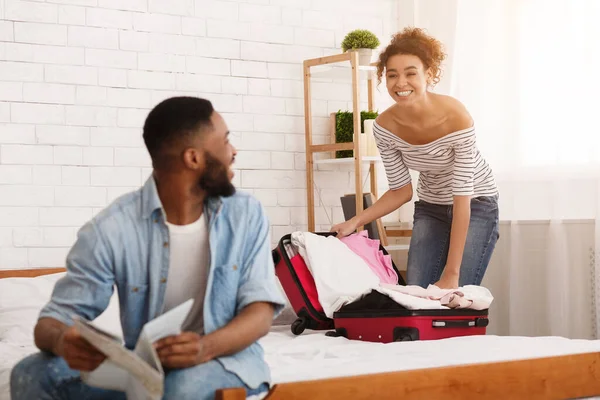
[291,317,308,335]
[325,328,347,338]
[393,327,420,342]
[395,334,414,342]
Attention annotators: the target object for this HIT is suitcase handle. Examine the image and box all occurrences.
[432,318,489,328]
[272,249,280,265]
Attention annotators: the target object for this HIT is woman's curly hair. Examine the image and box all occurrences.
[377,27,446,86]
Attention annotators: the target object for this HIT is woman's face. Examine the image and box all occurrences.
[385,54,431,105]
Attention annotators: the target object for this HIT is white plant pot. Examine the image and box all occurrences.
[350,48,373,66]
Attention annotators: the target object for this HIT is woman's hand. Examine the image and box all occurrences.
[329,186,414,239]
[330,218,359,238]
[433,269,460,289]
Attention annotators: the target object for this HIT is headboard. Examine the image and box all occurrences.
[0,268,67,279]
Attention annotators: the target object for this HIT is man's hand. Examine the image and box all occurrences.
[433,269,460,290]
[54,326,106,372]
[154,332,206,369]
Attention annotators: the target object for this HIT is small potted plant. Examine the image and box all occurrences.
[341,29,380,66]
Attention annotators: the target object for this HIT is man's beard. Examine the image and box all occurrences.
[198,153,236,198]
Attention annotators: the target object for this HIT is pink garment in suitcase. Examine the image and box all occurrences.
[339,231,398,285]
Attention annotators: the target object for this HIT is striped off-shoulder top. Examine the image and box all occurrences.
[373,120,498,205]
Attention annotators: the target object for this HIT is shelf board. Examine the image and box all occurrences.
[309,64,377,81]
[385,244,410,251]
[315,156,381,165]
[384,221,413,228]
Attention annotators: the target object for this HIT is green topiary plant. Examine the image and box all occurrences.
[341,29,380,52]
[335,110,379,158]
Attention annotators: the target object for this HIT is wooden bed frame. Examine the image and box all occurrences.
[216,350,600,400]
[0,267,66,279]
[3,268,600,400]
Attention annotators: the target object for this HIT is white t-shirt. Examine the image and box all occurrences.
[163,213,210,334]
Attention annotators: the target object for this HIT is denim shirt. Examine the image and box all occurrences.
[39,176,286,389]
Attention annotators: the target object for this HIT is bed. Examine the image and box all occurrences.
[1,269,600,400]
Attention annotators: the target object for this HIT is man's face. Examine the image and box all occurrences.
[197,112,237,198]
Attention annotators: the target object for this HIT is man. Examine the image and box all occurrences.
[10,96,286,400]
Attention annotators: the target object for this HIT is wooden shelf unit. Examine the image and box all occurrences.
[303,52,413,245]
[303,52,379,233]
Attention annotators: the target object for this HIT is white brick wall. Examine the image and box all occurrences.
[0,0,398,268]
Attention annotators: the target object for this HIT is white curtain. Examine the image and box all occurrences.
[410,0,600,339]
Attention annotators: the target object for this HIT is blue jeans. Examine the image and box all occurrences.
[407,195,500,287]
[10,352,269,400]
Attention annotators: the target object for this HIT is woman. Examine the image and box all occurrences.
[331,27,499,290]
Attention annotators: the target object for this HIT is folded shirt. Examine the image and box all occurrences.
[378,283,494,310]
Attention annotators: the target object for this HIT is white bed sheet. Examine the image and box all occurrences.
[2,274,600,400]
[262,326,600,384]
[0,273,121,400]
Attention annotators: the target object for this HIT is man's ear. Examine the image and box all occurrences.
[182,147,204,170]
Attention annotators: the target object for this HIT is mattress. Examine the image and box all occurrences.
[2,273,600,400]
